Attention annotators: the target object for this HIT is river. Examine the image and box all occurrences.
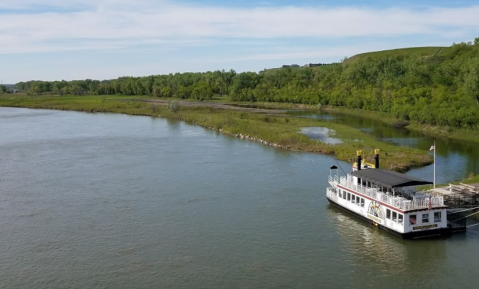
[1,107,478,289]
[291,110,479,184]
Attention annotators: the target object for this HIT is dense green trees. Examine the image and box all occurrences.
[463,57,479,105]
[15,40,479,129]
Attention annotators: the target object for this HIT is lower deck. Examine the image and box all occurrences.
[327,183,450,231]
[326,196,466,239]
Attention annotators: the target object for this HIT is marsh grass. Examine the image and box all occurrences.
[463,174,479,184]
[319,106,479,143]
[419,173,479,191]
[0,94,432,172]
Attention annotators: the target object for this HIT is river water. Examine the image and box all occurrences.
[1,107,478,289]
[291,110,479,184]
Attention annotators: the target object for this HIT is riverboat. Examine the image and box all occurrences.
[326,150,466,239]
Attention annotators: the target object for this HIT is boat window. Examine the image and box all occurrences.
[351,195,356,203]
[409,214,416,225]
[392,211,397,222]
[422,213,429,223]
[360,198,365,207]
[339,189,342,198]
[398,214,403,224]
[434,211,441,223]
[386,209,391,219]
[347,193,351,201]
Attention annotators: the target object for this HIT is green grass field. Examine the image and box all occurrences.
[0,94,432,172]
[343,46,448,64]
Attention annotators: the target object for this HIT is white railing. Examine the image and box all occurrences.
[326,187,338,202]
[328,175,444,211]
[328,175,339,186]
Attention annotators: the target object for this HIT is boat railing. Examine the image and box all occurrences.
[328,175,339,186]
[329,176,444,211]
[326,187,338,202]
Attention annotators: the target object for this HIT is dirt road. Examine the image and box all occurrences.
[140,99,290,114]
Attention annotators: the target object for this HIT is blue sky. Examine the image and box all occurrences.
[1,0,478,84]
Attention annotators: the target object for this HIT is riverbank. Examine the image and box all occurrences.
[317,106,479,144]
[0,94,432,172]
[208,102,479,144]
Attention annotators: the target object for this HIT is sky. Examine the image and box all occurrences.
[1,0,479,84]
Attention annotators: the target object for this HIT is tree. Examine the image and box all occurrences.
[463,57,479,105]
[28,82,42,95]
[0,85,7,94]
[230,72,259,100]
[191,81,212,100]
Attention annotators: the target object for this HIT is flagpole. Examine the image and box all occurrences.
[433,140,436,189]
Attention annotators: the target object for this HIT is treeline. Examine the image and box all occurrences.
[15,39,479,129]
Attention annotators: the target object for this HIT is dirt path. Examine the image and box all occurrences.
[140,99,290,114]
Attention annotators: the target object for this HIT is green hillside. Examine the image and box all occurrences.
[343,47,448,64]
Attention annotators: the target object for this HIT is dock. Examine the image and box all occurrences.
[431,183,479,209]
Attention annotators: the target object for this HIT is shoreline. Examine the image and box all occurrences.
[0,94,433,172]
[317,106,479,144]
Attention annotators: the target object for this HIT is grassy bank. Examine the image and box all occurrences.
[318,106,479,143]
[420,173,479,191]
[184,101,479,144]
[0,94,432,172]
[462,174,479,184]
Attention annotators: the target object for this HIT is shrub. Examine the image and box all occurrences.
[168,100,179,112]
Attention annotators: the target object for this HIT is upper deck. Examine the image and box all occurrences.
[329,174,444,212]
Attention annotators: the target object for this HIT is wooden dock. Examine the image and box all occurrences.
[431,183,479,208]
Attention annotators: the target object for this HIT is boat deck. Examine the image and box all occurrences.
[330,175,444,211]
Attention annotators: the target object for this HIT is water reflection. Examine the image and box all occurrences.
[165,118,180,132]
[326,205,450,288]
[300,127,342,144]
[291,110,479,183]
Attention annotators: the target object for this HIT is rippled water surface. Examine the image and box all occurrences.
[1,107,478,289]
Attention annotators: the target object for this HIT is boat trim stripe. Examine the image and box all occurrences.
[337,184,445,214]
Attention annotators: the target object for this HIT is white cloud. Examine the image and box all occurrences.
[210,44,380,63]
[1,1,479,55]
[1,1,479,82]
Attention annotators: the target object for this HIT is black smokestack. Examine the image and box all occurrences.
[357,150,362,185]
[374,149,379,169]
[357,150,362,171]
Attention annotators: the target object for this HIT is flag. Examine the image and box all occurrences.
[429,145,435,151]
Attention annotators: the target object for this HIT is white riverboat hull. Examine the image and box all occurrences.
[326,195,464,239]
[326,152,466,239]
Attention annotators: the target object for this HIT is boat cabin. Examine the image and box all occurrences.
[326,150,464,239]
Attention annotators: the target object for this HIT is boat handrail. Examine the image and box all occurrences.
[326,187,338,202]
[328,175,339,185]
[328,175,444,211]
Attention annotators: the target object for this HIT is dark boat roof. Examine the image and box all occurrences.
[350,169,432,188]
